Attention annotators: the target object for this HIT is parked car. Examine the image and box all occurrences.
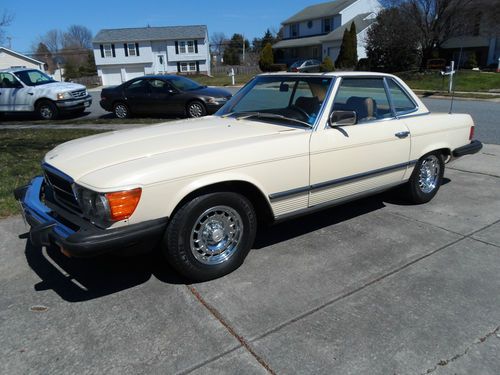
[288,59,321,72]
[0,68,92,120]
[100,75,232,118]
[16,72,482,281]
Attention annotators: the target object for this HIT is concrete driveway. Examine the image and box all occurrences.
[1,146,500,374]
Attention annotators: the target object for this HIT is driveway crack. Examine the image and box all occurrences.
[183,284,276,375]
[421,326,499,374]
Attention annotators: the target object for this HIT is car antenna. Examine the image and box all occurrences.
[449,46,463,114]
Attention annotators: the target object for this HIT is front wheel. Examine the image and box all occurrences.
[186,101,206,118]
[405,152,444,204]
[36,100,58,120]
[164,192,256,281]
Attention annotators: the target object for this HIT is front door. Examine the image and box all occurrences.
[123,78,150,113]
[0,72,31,111]
[309,77,411,207]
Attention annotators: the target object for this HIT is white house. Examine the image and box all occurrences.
[273,0,381,64]
[92,25,211,86]
[0,47,45,71]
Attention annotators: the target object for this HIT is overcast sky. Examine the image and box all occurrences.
[2,0,322,53]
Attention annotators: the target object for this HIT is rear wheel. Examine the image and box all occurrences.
[186,101,206,118]
[164,192,256,281]
[406,152,444,204]
[113,102,130,119]
[36,100,58,120]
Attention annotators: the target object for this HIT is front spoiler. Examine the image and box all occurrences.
[14,177,167,257]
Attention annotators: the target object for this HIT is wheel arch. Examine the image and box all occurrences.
[169,179,274,226]
[414,145,452,163]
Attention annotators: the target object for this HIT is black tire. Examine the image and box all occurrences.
[36,100,58,120]
[406,152,445,204]
[113,102,130,119]
[186,101,206,118]
[164,192,256,281]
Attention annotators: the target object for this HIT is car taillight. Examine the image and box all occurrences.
[469,126,475,140]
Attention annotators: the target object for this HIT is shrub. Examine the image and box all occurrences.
[259,43,274,72]
[320,56,335,72]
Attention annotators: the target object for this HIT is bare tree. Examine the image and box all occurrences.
[39,29,63,53]
[0,10,14,45]
[210,32,226,55]
[63,25,92,49]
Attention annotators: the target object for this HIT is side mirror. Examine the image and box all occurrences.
[329,110,357,127]
[279,82,289,92]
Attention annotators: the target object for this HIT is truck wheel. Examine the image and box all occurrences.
[406,152,444,204]
[164,192,256,281]
[36,100,58,120]
[186,101,206,118]
[113,102,130,119]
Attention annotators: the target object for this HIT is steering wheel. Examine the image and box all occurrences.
[289,105,310,121]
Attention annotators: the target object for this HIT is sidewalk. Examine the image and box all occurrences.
[0,146,499,374]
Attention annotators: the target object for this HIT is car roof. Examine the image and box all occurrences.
[259,71,398,79]
[0,67,41,73]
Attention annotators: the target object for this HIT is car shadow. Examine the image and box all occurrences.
[0,111,92,122]
[24,184,449,302]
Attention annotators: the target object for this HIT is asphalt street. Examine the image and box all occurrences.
[1,144,500,374]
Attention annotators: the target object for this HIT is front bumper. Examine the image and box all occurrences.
[453,140,483,157]
[55,95,93,111]
[14,176,167,257]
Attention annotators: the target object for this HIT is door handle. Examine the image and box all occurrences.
[28,92,34,95]
[395,131,410,139]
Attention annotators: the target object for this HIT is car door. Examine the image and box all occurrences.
[309,77,411,207]
[123,78,150,113]
[0,72,30,111]
[147,78,178,114]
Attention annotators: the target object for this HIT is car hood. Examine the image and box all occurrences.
[190,86,232,98]
[37,81,86,92]
[44,116,303,189]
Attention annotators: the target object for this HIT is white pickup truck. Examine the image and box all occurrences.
[0,68,92,120]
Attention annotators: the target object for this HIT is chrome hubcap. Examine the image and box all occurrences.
[188,103,203,117]
[418,155,440,194]
[40,106,53,119]
[190,206,243,265]
[115,104,128,118]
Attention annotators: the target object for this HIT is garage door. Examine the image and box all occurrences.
[125,67,144,81]
[101,68,122,86]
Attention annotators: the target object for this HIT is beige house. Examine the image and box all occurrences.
[0,47,45,71]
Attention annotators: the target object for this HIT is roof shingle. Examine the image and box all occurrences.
[282,0,358,24]
[93,25,207,43]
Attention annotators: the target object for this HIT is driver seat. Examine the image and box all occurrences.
[295,96,320,115]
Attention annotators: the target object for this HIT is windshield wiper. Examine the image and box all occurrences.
[230,112,312,128]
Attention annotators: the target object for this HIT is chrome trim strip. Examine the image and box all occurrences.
[274,181,404,222]
[269,160,418,202]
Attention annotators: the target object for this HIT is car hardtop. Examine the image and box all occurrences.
[258,71,400,79]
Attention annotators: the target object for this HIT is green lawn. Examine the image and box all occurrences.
[0,129,105,217]
[190,73,256,87]
[398,70,500,92]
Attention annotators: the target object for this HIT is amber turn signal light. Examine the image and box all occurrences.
[106,188,142,221]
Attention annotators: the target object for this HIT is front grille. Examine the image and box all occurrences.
[70,89,87,99]
[43,167,82,214]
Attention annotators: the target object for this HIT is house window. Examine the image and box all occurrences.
[290,23,299,37]
[104,44,112,57]
[128,43,137,56]
[178,40,197,54]
[323,18,333,33]
[180,62,198,72]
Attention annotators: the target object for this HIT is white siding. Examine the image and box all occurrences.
[356,27,370,60]
[166,38,209,62]
[340,0,381,25]
[297,19,322,37]
[93,41,153,66]
[0,51,44,71]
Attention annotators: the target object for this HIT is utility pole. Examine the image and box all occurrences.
[242,34,245,63]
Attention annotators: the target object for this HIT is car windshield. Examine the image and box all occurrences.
[14,70,55,86]
[168,76,203,91]
[290,60,306,68]
[217,75,333,127]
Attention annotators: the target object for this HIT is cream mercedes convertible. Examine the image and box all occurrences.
[15,72,482,281]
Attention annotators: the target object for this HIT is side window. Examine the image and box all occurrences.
[149,79,168,94]
[0,73,19,88]
[387,79,417,114]
[125,79,148,94]
[333,78,393,123]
